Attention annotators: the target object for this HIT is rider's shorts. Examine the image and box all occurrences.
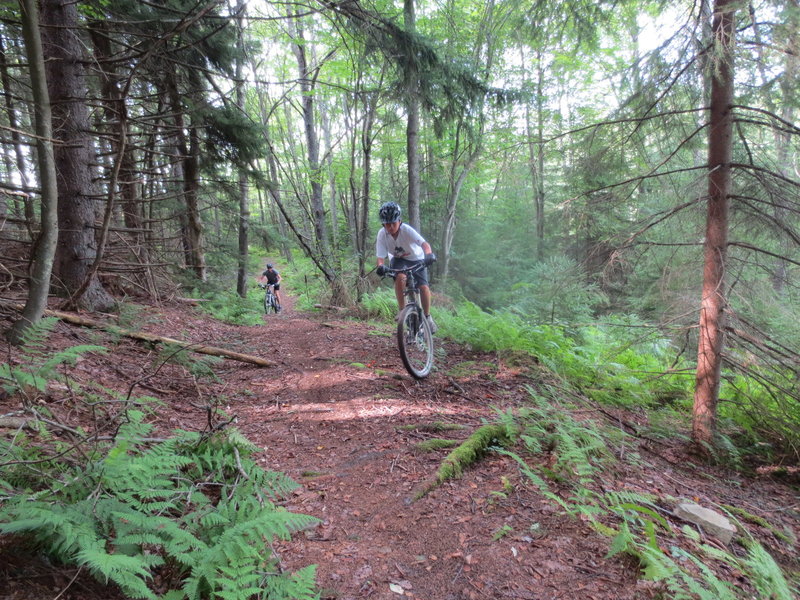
[389,257,429,287]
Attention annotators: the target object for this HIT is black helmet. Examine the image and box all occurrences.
[379,202,401,224]
[266,263,273,268]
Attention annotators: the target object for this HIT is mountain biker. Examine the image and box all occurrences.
[258,263,282,311]
[375,201,437,333]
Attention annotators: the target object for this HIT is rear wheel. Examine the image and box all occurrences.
[397,305,433,379]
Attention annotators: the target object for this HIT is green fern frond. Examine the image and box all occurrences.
[261,565,320,600]
[0,425,319,600]
[741,541,796,600]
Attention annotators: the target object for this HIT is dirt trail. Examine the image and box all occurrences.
[2,288,797,600]
[204,293,645,600]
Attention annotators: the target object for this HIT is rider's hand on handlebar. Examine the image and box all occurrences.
[424,253,436,266]
[376,265,387,276]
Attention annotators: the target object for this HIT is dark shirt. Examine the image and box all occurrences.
[262,269,280,285]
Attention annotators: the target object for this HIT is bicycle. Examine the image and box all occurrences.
[381,262,434,379]
[258,283,281,314]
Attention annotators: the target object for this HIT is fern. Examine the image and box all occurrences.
[0,317,106,397]
[0,422,320,600]
[496,394,798,599]
[741,541,797,600]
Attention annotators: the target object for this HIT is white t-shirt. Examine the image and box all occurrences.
[376,223,426,261]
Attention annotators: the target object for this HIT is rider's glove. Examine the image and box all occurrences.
[424,253,436,266]
[376,265,387,276]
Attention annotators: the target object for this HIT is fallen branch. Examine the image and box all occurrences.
[3,303,275,367]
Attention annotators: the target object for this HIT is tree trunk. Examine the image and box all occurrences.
[0,33,34,240]
[289,12,335,282]
[235,0,249,298]
[404,0,421,231]
[167,73,206,282]
[41,0,114,312]
[88,21,157,298]
[693,0,736,453]
[6,0,59,344]
[290,14,330,259]
[358,88,379,281]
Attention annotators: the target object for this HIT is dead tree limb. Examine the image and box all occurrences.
[3,302,275,367]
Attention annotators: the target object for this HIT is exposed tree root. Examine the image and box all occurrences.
[411,424,511,501]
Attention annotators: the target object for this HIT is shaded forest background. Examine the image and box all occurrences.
[0,0,799,458]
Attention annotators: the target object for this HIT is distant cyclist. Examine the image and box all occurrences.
[258,263,282,311]
[375,202,437,333]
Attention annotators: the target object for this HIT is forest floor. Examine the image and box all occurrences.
[0,285,798,600]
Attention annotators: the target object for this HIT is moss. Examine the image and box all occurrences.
[721,504,796,545]
[436,424,510,482]
[412,424,512,501]
[414,438,459,452]
[397,421,468,432]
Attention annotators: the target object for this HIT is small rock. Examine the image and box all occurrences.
[675,502,736,544]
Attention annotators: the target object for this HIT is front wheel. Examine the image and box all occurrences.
[397,305,434,379]
[264,293,278,314]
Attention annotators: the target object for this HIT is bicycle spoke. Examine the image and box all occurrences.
[397,306,433,379]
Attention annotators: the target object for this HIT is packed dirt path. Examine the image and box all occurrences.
[158,292,646,600]
[2,288,798,600]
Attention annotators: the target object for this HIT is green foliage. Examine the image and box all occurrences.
[360,288,398,321]
[494,391,798,599]
[281,251,330,311]
[194,288,264,326]
[718,366,800,463]
[438,302,692,410]
[0,317,106,399]
[492,524,513,540]
[498,392,611,483]
[0,415,319,600]
[509,255,608,325]
[154,343,222,383]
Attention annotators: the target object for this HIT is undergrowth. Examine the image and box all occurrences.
[493,390,798,600]
[434,301,798,462]
[0,320,319,600]
[194,287,264,325]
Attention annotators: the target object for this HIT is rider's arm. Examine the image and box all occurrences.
[421,241,432,255]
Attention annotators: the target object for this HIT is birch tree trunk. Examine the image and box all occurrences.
[6,0,59,344]
[693,0,736,452]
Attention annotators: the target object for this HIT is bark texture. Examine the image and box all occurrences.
[41,0,114,311]
[693,0,736,451]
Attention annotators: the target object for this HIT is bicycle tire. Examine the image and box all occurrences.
[397,304,434,379]
[264,292,278,314]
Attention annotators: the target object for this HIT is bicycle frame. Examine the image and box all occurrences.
[259,283,279,313]
[383,262,433,378]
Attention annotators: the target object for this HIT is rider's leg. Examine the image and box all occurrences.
[394,274,406,310]
[419,285,431,316]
